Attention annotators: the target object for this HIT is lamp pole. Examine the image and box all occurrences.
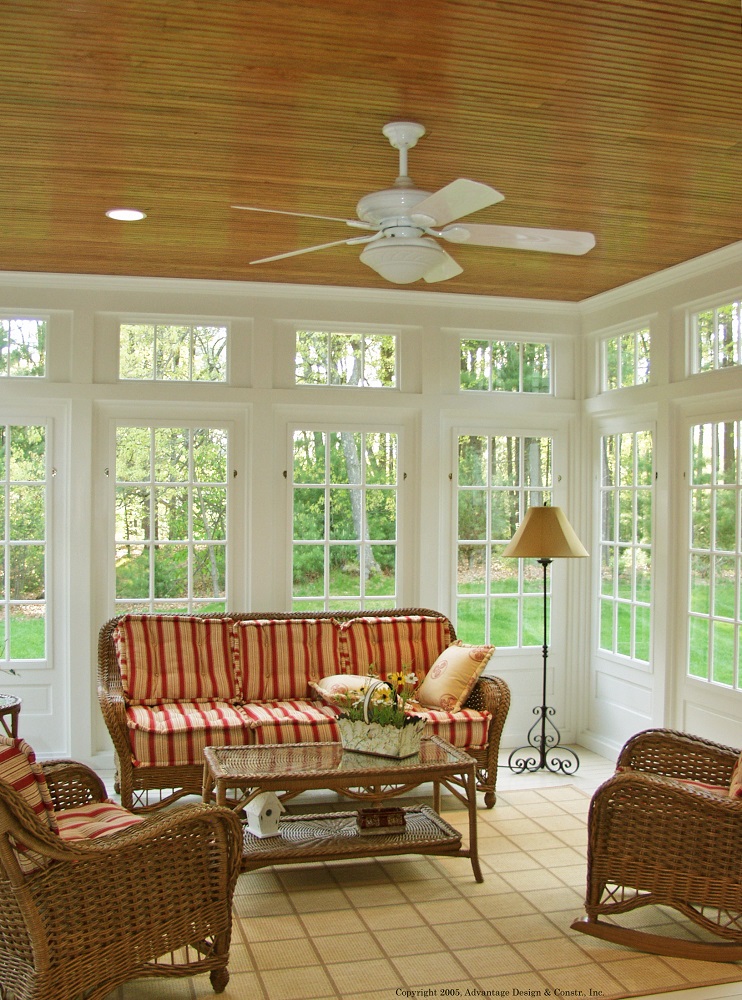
[507,556,580,775]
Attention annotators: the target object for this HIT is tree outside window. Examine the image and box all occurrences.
[292,429,398,611]
[456,434,552,644]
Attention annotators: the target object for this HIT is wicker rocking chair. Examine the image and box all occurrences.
[572,727,742,962]
[0,738,243,1000]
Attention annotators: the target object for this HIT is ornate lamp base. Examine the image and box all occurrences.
[507,704,580,774]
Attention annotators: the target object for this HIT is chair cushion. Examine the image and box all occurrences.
[234,618,342,701]
[416,641,495,713]
[113,614,238,704]
[126,700,253,767]
[405,706,492,749]
[56,801,143,841]
[0,735,58,834]
[337,615,450,681]
[729,751,742,798]
[241,700,342,744]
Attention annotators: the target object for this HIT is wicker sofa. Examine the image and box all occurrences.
[98,608,510,812]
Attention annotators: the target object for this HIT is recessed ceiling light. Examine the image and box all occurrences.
[105,208,146,221]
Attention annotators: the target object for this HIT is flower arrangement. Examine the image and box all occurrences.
[336,665,425,758]
[337,666,420,729]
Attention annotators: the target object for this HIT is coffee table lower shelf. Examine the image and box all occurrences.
[241,804,472,875]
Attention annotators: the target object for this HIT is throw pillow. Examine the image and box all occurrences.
[417,642,495,713]
[310,674,371,707]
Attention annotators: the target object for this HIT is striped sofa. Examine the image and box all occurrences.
[97,609,510,812]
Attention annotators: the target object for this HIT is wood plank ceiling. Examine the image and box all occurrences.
[1,0,741,301]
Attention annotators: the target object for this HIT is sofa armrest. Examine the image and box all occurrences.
[616,727,739,787]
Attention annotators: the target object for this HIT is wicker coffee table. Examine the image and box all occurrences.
[202,736,482,881]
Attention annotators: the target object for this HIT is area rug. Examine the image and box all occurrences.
[107,784,742,999]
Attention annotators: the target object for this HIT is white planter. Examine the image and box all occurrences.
[337,717,425,759]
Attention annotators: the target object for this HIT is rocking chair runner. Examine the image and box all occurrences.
[0,737,243,1000]
[572,728,742,962]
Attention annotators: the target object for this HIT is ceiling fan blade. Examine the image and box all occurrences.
[422,249,463,283]
[440,223,596,255]
[250,233,380,265]
[233,205,375,231]
[411,179,504,227]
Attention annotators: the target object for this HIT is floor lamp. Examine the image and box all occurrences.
[502,505,588,774]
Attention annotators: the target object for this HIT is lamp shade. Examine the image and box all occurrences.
[359,237,446,284]
[502,506,588,559]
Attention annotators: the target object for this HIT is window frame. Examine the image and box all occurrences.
[459,335,553,395]
[116,317,230,383]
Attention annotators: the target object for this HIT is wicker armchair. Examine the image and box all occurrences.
[0,756,243,1000]
[572,728,742,961]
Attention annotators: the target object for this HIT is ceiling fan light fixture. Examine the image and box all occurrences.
[359,237,446,284]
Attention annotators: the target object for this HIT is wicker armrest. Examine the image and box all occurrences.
[589,770,742,884]
[41,759,109,811]
[616,727,739,787]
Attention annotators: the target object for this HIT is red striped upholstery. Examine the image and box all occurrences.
[234,618,342,701]
[241,700,342,745]
[0,736,58,833]
[126,700,253,767]
[113,614,238,704]
[56,801,143,841]
[338,615,450,682]
[406,706,492,749]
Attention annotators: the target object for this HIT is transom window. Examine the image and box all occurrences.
[1,423,47,662]
[688,419,742,688]
[291,429,398,611]
[598,430,653,662]
[601,326,650,390]
[113,424,228,613]
[295,329,397,387]
[692,300,742,374]
[118,322,227,382]
[0,318,46,378]
[460,338,551,393]
[456,434,552,645]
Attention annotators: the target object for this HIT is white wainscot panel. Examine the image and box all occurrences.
[683,703,742,748]
[8,685,58,755]
[590,669,653,750]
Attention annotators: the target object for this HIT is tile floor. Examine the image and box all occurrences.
[98,748,742,1000]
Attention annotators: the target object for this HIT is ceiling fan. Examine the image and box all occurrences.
[232,122,595,285]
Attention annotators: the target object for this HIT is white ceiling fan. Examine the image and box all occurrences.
[232,122,595,285]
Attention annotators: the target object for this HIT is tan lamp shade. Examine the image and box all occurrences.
[502,506,588,559]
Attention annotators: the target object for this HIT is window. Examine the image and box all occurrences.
[0,424,47,662]
[0,318,46,378]
[602,326,650,390]
[692,301,742,374]
[291,429,398,610]
[295,330,397,387]
[688,420,742,687]
[598,430,653,662]
[460,338,551,393]
[118,322,227,381]
[456,434,552,645]
[113,424,228,613]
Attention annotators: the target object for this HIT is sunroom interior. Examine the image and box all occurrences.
[2,0,742,779]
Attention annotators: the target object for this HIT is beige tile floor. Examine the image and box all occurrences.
[99,747,742,1000]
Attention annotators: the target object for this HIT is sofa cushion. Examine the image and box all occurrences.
[241,700,342,744]
[234,618,342,701]
[126,700,253,767]
[406,706,492,749]
[56,801,143,841]
[416,641,495,713]
[114,614,238,704]
[338,615,451,682]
